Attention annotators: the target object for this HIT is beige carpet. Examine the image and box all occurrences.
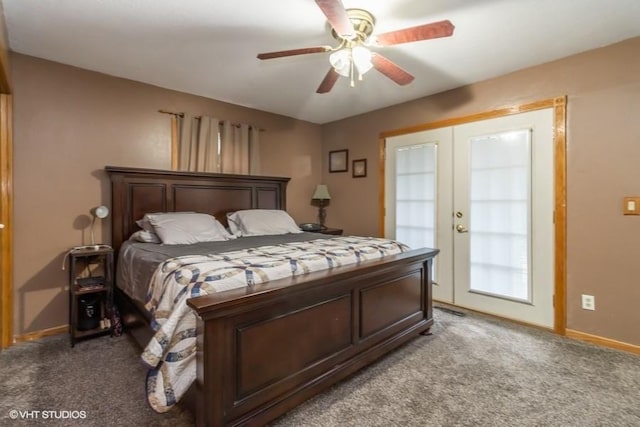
[1,307,639,426]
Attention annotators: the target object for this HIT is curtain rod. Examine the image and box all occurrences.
[158,110,264,131]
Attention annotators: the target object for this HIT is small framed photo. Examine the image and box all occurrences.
[352,159,367,178]
[329,149,349,173]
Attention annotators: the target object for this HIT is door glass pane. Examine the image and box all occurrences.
[395,143,436,251]
[469,130,531,301]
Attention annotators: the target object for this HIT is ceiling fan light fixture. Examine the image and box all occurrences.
[352,45,373,75]
[329,49,351,77]
[329,45,373,80]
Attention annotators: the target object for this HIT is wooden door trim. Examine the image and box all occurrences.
[378,96,567,335]
[0,94,13,348]
[552,97,567,335]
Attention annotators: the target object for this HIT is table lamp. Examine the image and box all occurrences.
[90,205,109,248]
[312,185,331,229]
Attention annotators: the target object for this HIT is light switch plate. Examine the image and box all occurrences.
[623,197,640,215]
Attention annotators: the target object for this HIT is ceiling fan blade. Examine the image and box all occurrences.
[257,46,332,60]
[374,20,454,46]
[316,68,340,94]
[372,53,415,86]
[315,0,356,39]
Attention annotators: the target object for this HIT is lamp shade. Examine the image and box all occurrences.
[90,205,109,247]
[329,49,351,77]
[352,46,373,75]
[92,205,109,219]
[312,185,331,200]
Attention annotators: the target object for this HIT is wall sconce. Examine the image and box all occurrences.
[90,205,109,248]
[312,185,331,229]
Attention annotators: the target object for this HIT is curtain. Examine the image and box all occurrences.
[249,124,261,175]
[220,120,261,175]
[177,113,196,171]
[175,115,260,174]
[177,115,220,172]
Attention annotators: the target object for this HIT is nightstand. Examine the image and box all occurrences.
[68,246,114,347]
[317,227,343,235]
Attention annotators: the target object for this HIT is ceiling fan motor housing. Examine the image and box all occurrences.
[331,9,376,43]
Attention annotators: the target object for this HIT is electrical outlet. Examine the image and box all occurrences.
[581,294,595,311]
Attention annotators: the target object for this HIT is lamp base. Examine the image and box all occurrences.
[318,204,327,229]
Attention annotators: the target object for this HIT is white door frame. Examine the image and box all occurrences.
[379,97,567,334]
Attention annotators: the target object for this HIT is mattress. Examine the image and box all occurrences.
[116,232,334,306]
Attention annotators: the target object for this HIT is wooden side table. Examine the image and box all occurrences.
[68,246,114,347]
[317,227,343,235]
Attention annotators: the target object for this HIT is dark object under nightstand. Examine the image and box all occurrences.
[68,246,114,347]
[317,227,343,235]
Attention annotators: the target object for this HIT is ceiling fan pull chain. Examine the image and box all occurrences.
[350,54,355,87]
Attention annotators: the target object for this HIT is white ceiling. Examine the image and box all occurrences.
[3,0,640,124]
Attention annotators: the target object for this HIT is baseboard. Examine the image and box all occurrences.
[566,329,640,356]
[13,325,67,344]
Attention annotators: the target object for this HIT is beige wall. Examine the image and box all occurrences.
[11,36,640,347]
[321,37,640,346]
[11,53,322,335]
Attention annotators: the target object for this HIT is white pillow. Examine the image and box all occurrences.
[227,209,303,236]
[136,211,195,232]
[145,212,233,245]
[129,230,162,244]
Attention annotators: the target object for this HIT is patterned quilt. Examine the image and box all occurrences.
[141,236,410,412]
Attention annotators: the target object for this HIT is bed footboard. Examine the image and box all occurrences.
[187,247,438,427]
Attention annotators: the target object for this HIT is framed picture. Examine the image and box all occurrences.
[352,159,367,178]
[329,149,349,173]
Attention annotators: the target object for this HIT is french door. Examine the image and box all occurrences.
[385,108,555,328]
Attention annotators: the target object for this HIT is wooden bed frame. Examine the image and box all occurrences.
[106,166,439,427]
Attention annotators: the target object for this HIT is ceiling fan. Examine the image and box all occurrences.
[256,0,454,94]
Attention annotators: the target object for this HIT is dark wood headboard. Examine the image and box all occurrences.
[106,166,290,253]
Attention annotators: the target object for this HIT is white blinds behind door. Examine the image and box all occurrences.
[395,143,437,251]
[469,129,531,301]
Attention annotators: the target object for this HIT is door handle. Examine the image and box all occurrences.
[455,224,468,233]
